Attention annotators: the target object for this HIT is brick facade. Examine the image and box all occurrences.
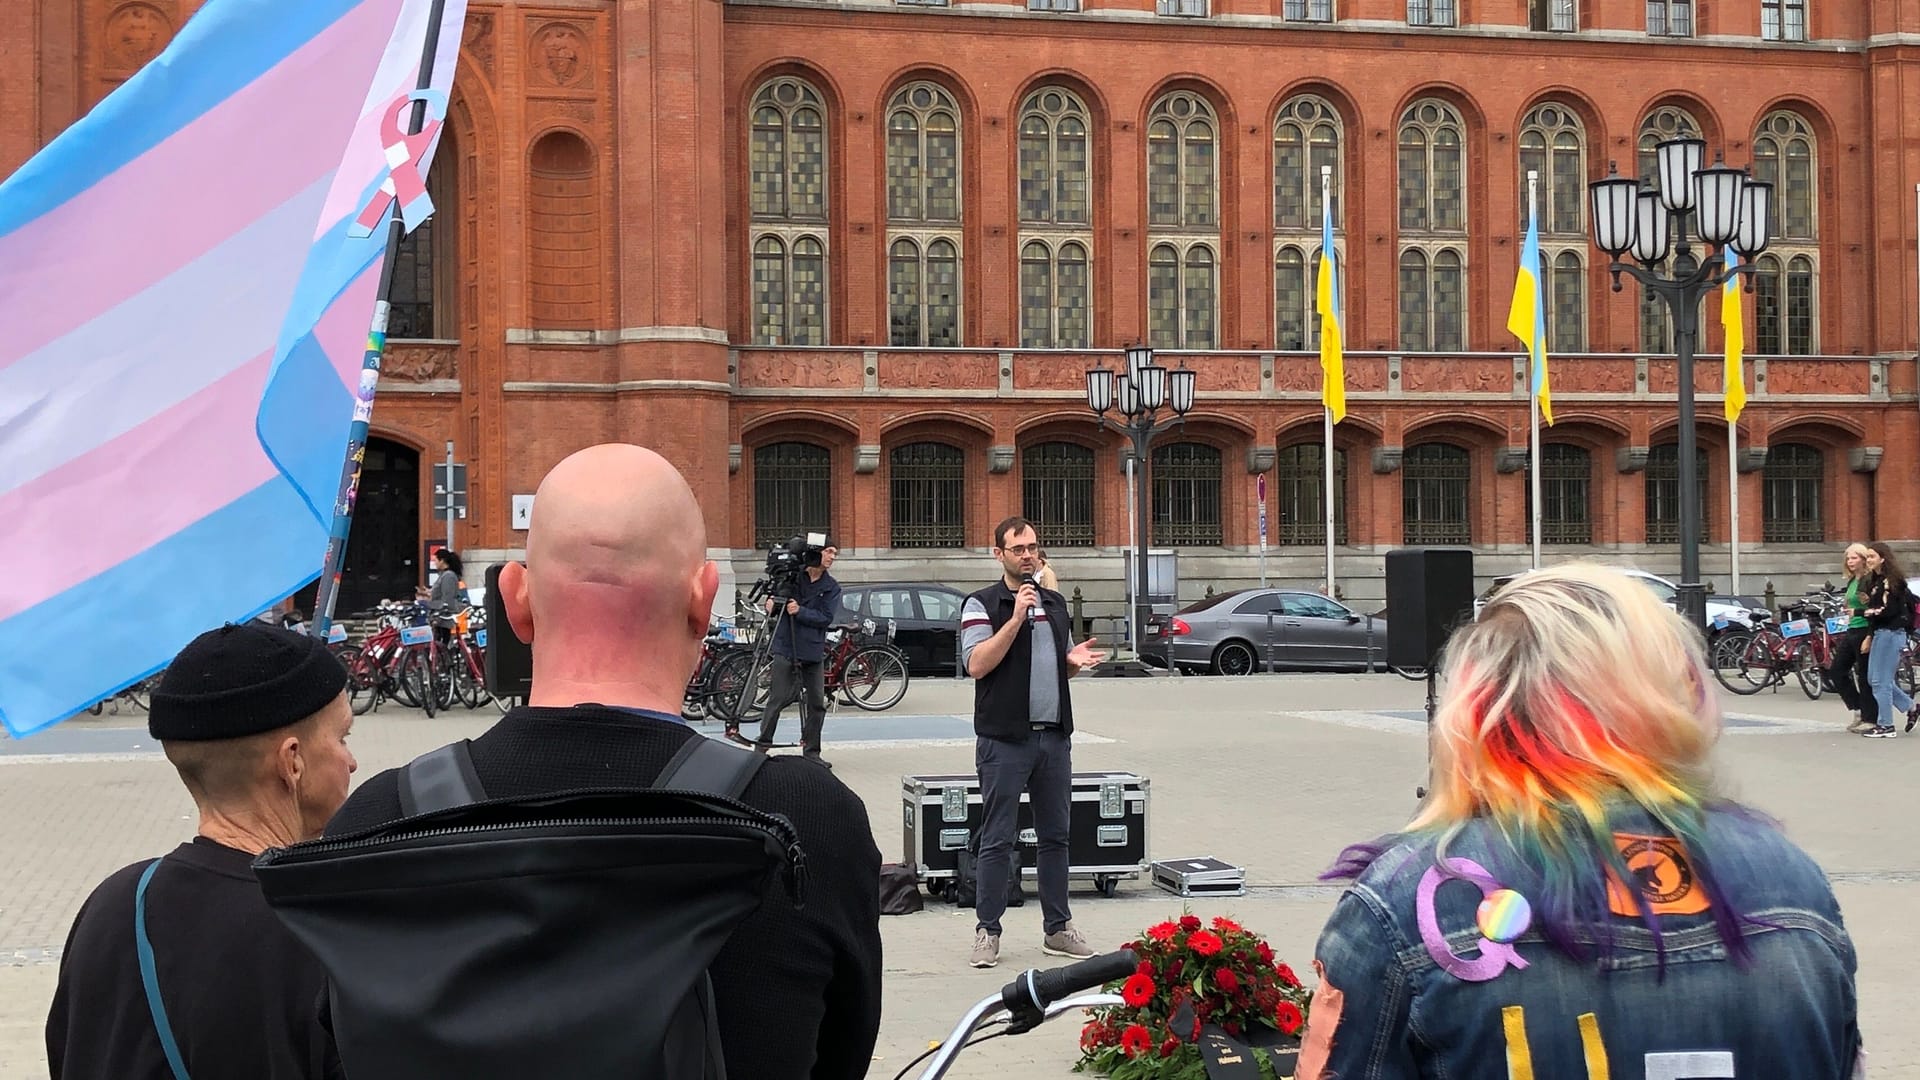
[9,0,1920,606]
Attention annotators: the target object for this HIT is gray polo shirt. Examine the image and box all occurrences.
[961,593,1062,727]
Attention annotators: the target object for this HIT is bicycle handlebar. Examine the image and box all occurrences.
[1000,948,1137,1017]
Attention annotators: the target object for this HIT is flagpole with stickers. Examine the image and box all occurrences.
[311,0,464,639]
[1316,164,1346,597]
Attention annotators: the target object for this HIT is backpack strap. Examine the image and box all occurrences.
[399,739,487,817]
[134,859,192,1080]
[655,735,766,802]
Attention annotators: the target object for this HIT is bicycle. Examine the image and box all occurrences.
[715,616,911,724]
[1713,595,1841,699]
[892,949,1137,1080]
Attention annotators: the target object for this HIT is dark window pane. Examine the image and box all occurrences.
[1022,442,1095,547]
[1763,443,1823,543]
[890,442,966,548]
[1151,442,1223,545]
[1401,443,1470,544]
[754,443,831,549]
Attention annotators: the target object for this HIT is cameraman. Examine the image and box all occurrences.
[752,542,841,765]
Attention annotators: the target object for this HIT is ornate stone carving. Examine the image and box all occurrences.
[1400,358,1508,395]
[1765,360,1861,396]
[729,445,742,475]
[988,445,1015,474]
[854,445,881,474]
[462,10,495,77]
[1372,446,1402,474]
[1616,446,1649,473]
[384,345,459,382]
[1246,446,1275,474]
[104,3,171,72]
[1496,449,1529,474]
[1850,446,1883,473]
[531,22,589,88]
[1736,447,1769,473]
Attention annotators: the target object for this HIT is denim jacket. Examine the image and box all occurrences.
[1302,806,1860,1079]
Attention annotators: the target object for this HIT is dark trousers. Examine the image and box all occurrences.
[757,656,826,755]
[1829,629,1869,718]
[974,729,1072,936]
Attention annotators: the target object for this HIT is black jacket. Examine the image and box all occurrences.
[324,707,883,1080]
[772,571,841,662]
[966,578,1076,741]
[1864,574,1915,633]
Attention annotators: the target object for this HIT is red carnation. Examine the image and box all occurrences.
[1147,921,1178,942]
[1224,1020,1242,1037]
[1212,916,1244,933]
[1256,942,1276,964]
[1214,968,1240,993]
[1122,973,1157,1007]
[1160,1036,1180,1058]
[1276,962,1300,987]
[1136,960,1154,978]
[1080,1025,1102,1052]
[1180,915,1203,931]
[1121,1024,1153,1057]
[1275,1001,1304,1036]
[1168,957,1185,979]
[1188,930,1224,956]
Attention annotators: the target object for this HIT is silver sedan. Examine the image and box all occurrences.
[1142,588,1389,675]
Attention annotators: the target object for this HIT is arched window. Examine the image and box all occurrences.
[1551,251,1585,353]
[1018,88,1093,347]
[1636,106,1699,185]
[890,442,965,548]
[753,442,831,548]
[1399,100,1466,351]
[1275,443,1347,545]
[528,131,598,329]
[1021,442,1095,547]
[1151,442,1223,545]
[1763,443,1823,542]
[1640,253,1700,355]
[748,78,828,345]
[1147,92,1219,349]
[1752,111,1817,354]
[1645,443,1709,544]
[1402,443,1471,544]
[887,83,963,345]
[1518,103,1586,351]
[1537,442,1591,544]
[1274,96,1343,351]
[390,131,457,339]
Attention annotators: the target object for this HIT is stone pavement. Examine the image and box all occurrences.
[2,673,1914,1078]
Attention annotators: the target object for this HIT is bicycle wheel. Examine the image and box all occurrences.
[1708,630,1753,680]
[399,652,435,717]
[706,649,759,724]
[336,646,380,716]
[1795,646,1825,700]
[841,646,909,711]
[1715,630,1779,695]
[388,651,422,709]
[127,673,159,712]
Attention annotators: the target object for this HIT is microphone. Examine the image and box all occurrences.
[1021,573,1038,622]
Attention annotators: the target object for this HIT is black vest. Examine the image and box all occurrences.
[967,579,1075,741]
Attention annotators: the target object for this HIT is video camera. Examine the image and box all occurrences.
[757,531,830,600]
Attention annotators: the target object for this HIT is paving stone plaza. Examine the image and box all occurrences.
[1,673,1912,1078]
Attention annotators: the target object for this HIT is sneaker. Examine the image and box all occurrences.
[969,929,1001,969]
[1906,706,1918,734]
[1867,726,1899,738]
[1848,715,1876,734]
[1042,923,1097,960]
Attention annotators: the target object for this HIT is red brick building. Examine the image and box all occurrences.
[8,0,1920,612]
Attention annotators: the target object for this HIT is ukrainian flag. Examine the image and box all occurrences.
[1723,250,1746,422]
[1507,211,1552,426]
[1317,196,1346,423]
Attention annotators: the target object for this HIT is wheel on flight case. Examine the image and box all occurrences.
[1094,874,1120,898]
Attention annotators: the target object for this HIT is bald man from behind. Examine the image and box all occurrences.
[324,444,883,1080]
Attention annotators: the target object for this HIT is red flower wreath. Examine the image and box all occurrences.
[1120,1024,1153,1057]
[1186,929,1224,956]
[1122,973,1157,1008]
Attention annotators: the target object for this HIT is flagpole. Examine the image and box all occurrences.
[311,0,454,639]
[1321,164,1336,597]
[1729,420,1740,596]
[1527,171,1542,571]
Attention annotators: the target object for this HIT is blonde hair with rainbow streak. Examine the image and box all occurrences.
[1329,562,1756,963]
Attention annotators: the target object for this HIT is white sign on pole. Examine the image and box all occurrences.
[511,494,536,531]
[1256,472,1268,586]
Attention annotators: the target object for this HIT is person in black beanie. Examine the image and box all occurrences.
[47,622,355,1080]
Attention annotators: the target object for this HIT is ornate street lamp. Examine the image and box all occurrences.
[1087,346,1196,669]
[1588,149,1773,632]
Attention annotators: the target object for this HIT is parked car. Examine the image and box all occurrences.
[1474,568,1767,636]
[835,581,968,677]
[1141,588,1389,675]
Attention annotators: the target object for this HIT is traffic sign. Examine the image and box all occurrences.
[433,462,467,496]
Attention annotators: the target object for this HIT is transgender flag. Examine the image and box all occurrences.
[0,0,468,736]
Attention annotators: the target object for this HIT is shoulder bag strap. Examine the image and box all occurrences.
[655,735,766,801]
[399,739,487,817]
[134,859,192,1080]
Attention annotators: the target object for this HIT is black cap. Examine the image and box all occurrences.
[148,623,348,742]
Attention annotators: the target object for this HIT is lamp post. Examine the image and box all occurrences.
[1087,345,1196,668]
[1588,141,1773,633]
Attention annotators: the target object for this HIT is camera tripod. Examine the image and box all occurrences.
[723,591,807,750]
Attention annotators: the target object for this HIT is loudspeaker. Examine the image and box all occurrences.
[483,563,533,700]
[1384,548,1476,670]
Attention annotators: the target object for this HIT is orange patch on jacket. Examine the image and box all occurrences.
[1604,833,1711,917]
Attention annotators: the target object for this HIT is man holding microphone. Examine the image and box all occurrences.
[959,516,1106,969]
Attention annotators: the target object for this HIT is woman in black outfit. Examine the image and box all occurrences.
[1858,541,1918,738]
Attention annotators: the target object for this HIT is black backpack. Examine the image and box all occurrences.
[253,737,804,1080]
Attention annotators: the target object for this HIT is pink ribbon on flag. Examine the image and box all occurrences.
[350,89,447,238]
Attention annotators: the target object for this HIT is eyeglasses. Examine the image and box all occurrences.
[1000,544,1041,556]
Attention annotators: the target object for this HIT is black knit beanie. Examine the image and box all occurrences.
[148,623,348,741]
